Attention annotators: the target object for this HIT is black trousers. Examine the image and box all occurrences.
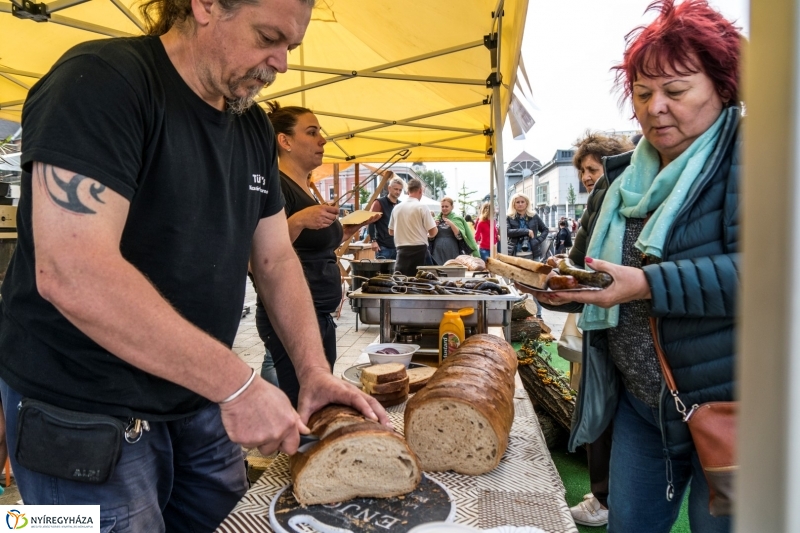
[395,244,432,277]
[256,310,337,408]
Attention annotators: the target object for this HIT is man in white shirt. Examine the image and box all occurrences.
[388,178,438,276]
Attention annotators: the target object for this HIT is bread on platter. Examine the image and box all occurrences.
[363,376,409,395]
[404,334,517,475]
[360,363,408,384]
[290,420,422,505]
[486,256,549,289]
[407,366,437,393]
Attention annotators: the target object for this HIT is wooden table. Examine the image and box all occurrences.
[216,391,578,533]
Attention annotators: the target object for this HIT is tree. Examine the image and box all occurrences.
[359,187,371,209]
[456,183,479,216]
[418,170,447,199]
[567,184,577,206]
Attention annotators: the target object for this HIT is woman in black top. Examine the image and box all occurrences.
[506,193,548,259]
[257,102,378,406]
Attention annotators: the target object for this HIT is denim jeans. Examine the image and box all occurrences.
[608,387,731,533]
[0,378,248,533]
[260,349,280,387]
[479,248,490,261]
[375,247,397,260]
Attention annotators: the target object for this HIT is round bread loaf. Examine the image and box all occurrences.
[404,334,517,475]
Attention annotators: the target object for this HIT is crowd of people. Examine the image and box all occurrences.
[0,0,743,531]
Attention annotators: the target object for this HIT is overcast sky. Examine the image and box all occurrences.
[427,0,750,203]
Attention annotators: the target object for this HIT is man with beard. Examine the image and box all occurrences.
[0,0,388,530]
[368,173,405,260]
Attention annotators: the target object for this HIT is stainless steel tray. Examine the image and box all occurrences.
[348,278,522,328]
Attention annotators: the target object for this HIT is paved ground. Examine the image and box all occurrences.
[0,278,564,503]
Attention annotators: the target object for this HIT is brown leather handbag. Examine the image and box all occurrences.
[649,318,737,517]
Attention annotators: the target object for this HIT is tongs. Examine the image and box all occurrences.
[330,149,411,207]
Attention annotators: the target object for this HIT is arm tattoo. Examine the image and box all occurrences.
[38,163,107,215]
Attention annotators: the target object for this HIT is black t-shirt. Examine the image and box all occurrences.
[0,36,284,420]
[277,172,343,313]
[367,195,398,249]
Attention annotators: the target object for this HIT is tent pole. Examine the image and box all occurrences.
[493,91,507,257]
[491,8,507,257]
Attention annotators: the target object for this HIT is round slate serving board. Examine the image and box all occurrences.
[269,474,455,533]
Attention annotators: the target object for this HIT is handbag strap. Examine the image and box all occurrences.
[648,317,690,419]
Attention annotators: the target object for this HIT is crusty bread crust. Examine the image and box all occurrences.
[404,334,517,475]
[290,421,422,505]
[307,404,366,439]
[360,363,408,384]
[363,376,410,394]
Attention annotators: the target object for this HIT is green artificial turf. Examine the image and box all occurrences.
[513,340,690,532]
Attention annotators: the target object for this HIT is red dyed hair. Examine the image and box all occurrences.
[613,0,742,114]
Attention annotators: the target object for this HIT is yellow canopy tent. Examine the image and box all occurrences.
[0,0,529,243]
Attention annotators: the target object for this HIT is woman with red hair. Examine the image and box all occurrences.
[525,1,742,530]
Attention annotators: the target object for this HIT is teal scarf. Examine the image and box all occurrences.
[579,110,727,331]
[446,212,480,257]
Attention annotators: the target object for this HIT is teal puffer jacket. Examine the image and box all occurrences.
[568,107,741,458]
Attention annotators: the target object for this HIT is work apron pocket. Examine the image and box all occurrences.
[15,398,125,484]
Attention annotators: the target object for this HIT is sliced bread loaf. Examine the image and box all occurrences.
[363,376,410,395]
[360,363,407,384]
[407,366,437,393]
[404,334,517,475]
[290,421,422,505]
[307,404,366,439]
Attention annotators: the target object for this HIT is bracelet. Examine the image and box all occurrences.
[220,368,257,404]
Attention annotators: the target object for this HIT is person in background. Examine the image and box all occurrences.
[388,178,437,276]
[554,219,573,255]
[566,130,635,527]
[368,173,404,260]
[464,214,475,231]
[529,1,742,530]
[507,193,547,319]
[429,197,480,265]
[474,202,499,262]
[571,132,635,267]
[260,102,380,407]
[507,193,548,260]
[0,0,389,527]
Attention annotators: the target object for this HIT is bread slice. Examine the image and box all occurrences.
[407,366,436,393]
[370,389,409,403]
[290,421,422,505]
[363,376,409,395]
[404,334,517,475]
[486,257,548,289]
[307,405,366,439]
[360,363,407,384]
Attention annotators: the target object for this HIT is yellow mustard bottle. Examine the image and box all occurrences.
[439,307,475,364]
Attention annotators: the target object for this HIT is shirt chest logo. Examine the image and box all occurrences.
[249,174,269,195]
